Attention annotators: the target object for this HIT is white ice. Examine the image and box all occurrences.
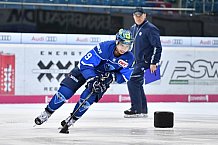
[0,103,218,145]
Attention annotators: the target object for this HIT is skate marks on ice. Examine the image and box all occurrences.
[0,103,218,145]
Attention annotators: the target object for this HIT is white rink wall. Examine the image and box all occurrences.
[0,33,218,103]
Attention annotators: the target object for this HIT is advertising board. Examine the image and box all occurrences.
[0,33,218,103]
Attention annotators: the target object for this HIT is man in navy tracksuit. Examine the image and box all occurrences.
[124,7,162,118]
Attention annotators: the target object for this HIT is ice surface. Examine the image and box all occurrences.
[0,103,218,145]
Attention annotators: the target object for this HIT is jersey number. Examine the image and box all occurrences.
[84,53,92,60]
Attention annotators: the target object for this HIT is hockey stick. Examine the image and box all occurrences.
[59,90,93,134]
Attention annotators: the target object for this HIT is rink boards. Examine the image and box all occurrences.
[0,33,218,103]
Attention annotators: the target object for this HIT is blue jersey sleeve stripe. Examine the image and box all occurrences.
[122,74,128,82]
[80,60,94,67]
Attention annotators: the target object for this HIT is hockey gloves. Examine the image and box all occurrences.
[86,73,114,94]
[87,76,107,94]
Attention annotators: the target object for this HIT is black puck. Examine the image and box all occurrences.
[154,111,174,128]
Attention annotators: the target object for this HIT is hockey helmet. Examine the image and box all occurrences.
[116,29,133,46]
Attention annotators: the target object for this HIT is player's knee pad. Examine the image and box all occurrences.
[58,85,74,100]
[47,85,74,111]
[61,67,86,92]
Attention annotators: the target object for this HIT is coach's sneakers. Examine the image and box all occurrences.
[124,109,148,118]
[35,110,52,125]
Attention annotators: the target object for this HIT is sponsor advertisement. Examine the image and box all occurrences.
[160,36,191,47]
[0,34,218,103]
[188,95,208,102]
[21,33,66,44]
[1,32,217,47]
[67,34,110,45]
[24,45,91,95]
[0,33,21,43]
[155,47,218,95]
[192,37,218,47]
[0,52,15,95]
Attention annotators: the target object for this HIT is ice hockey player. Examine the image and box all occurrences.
[34,28,135,133]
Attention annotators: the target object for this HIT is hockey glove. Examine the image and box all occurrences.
[86,73,114,94]
[86,76,106,94]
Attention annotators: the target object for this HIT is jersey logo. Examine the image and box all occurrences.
[97,44,102,54]
[118,59,128,68]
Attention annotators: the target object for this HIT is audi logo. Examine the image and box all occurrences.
[46,36,57,42]
[172,39,183,45]
[0,35,11,41]
[212,40,218,45]
[90,37,101,43]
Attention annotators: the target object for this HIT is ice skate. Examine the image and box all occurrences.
[61,115,76,127]
[34,110,51,125]
[124,109,148,118]
[59,115,76,134]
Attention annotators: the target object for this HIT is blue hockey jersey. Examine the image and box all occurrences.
[79,40,134,84]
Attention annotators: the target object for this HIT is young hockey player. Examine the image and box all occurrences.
[34,28,134,133]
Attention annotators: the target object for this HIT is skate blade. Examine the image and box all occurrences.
[141,114,148,118]
[59,127,69,134]
[124,114,148,118]
[58,126,64,130]
[59,130,69,134]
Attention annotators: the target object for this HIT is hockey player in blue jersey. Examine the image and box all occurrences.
[34,29,134,133]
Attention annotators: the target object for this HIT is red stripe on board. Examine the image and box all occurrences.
[0,94,218,104]
[147,95,188,102]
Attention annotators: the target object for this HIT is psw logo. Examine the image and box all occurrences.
[34,61,77,82]
[171,59,218,80]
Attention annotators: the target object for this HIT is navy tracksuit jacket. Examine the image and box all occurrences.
[128,20,162,113]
